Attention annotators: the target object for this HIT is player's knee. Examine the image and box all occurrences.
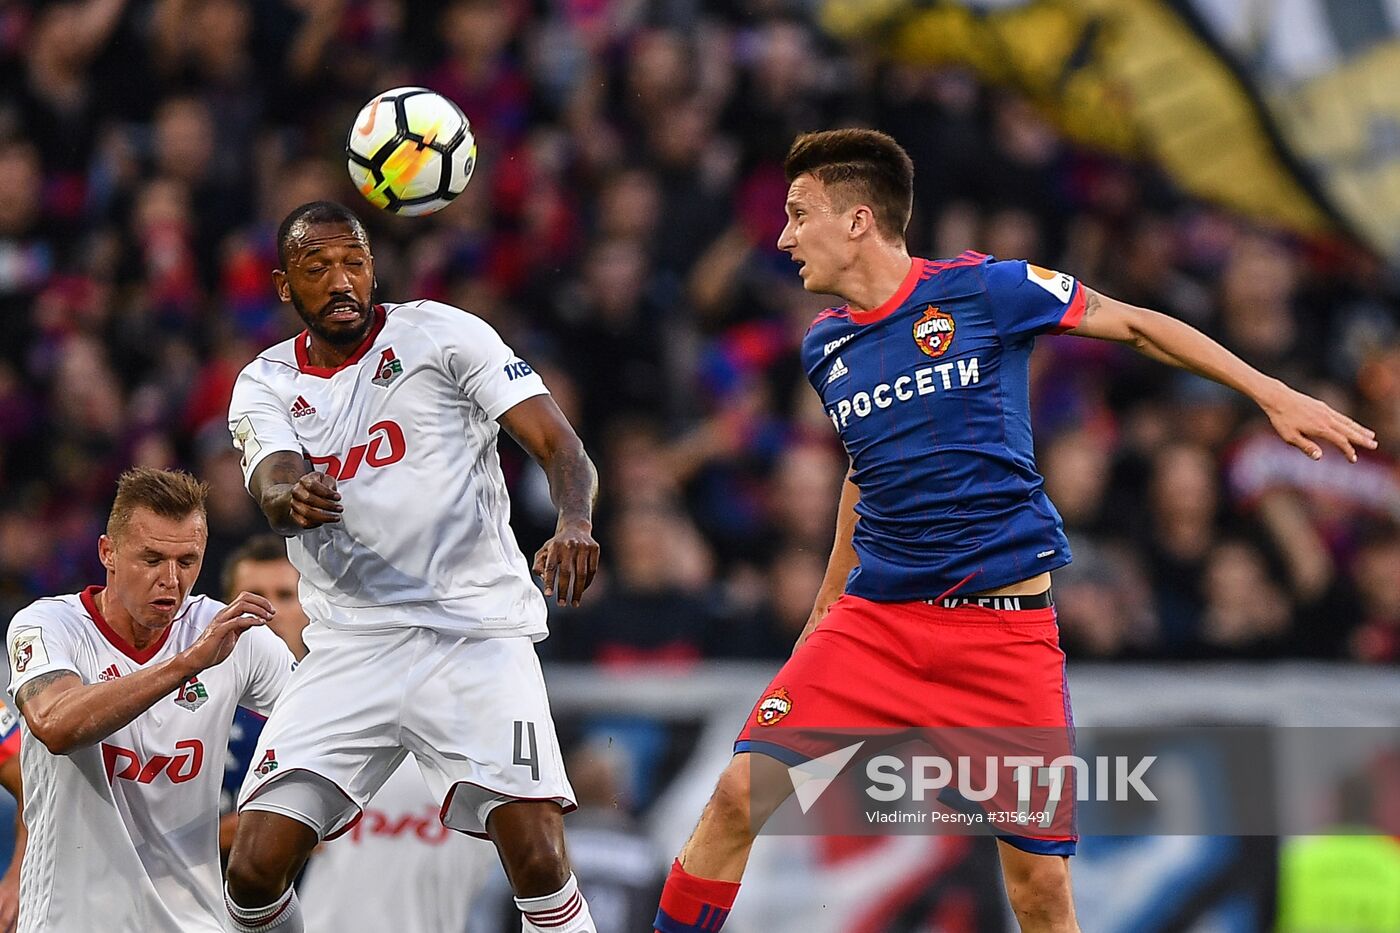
[503,841,571,897]
[1002,855,1074,927]
[705,762,753,838]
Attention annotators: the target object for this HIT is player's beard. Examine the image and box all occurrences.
[292,290,376,348]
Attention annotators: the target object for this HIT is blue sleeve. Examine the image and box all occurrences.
[983,258,1087,342]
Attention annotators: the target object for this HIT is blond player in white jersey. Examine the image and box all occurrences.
[223,201,602,933]
[4,468,295,932]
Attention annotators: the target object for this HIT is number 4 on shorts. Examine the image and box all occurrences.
[513,720,540,782]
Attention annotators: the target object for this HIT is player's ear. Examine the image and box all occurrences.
[272,268,291,303]
[98,534,116,574]
[849,205,874,239]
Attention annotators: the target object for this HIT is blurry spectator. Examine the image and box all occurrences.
[0,142,50,367]
[1053,539,1157,659]
[1228,415,1400,607]
[724,545,828,658]
[1169,373,1243,452]
[598,418,682,513]
[1113,217,1212,326]
[1140,443,1222,653]
[552,238,672,438]
[1041,426,1115,536]
[421,0,529,148]
[1198,539,1292,658]
[766,441,843,555]
[1217,235,1307,382]
[553,506,717,666]
[151,96,245,267]
[17,0,127,177]
[1347,524,1400,664]
[194,444,263,597]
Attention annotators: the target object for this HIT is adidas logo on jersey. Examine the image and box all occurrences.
[98,664,121,682]
[290,396,316,418]
[827,356,849,385]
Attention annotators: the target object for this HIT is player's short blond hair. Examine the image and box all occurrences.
[106,468,209,541]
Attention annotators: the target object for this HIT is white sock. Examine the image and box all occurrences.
[516,873,596,932]
[225,882,305,933]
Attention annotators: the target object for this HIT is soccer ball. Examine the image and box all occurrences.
[346,87,476,217]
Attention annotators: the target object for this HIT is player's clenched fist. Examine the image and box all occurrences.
[182,592,276,670]
[533,521,600,607]
[290,471,344,528]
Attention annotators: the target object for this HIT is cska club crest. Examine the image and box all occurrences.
[913,305,955,359]
[371,347,403,387]
[174,675,208,712]
[755,687,793,727]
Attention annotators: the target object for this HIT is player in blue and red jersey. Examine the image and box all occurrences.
[0,703,25,932]
[653,130,1378,933]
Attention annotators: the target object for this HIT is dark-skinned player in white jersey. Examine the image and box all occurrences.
[224,202,601,933]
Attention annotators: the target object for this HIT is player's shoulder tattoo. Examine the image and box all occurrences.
[15,670,75,711]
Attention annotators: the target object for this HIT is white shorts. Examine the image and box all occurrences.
[237,622,575,839]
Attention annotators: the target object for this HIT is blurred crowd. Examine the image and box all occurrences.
[0,0,1398,666]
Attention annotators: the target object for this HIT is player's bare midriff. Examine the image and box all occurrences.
[965,572,1052,599]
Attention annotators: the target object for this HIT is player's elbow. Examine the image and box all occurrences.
[27,722,75,755]
[23,711,79,755]
[1100,306,1155,350]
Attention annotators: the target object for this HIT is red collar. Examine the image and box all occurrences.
[848,258,926,325]
[80,585,175,665]
[294,304,388,377]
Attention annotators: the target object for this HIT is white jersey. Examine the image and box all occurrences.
[299,759,496,933]
[5,588,295,933]
[228,300,551,638]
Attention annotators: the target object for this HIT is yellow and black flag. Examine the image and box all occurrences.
[820,0,1400,264]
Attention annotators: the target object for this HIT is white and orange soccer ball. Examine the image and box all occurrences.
[346,87,477,217]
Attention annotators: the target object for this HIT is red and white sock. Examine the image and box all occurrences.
[517,873,595,932]
[224,882,304,933]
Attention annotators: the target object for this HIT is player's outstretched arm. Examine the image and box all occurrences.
[249,452,343,536]
[499,396,600,607]
[14,594,275,755]
[1067,288,1378,462]
[794,466,860,654]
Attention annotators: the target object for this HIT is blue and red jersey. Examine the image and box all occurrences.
[803,252,1088,601]
[0,704,19,766]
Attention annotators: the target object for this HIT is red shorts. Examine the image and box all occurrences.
[735,594,1076,855]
